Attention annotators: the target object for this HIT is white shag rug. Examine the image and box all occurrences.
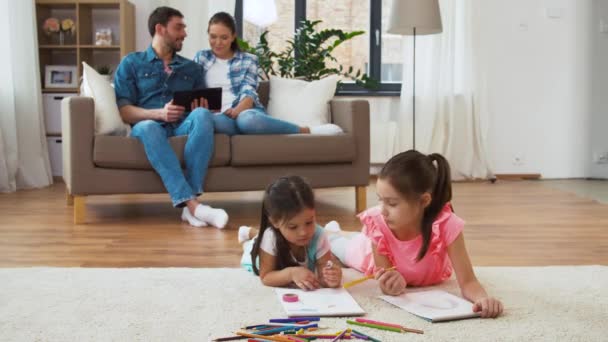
[0,266,606,342]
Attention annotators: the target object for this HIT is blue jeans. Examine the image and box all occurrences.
[213,108,300,136]
[131,108,214,207]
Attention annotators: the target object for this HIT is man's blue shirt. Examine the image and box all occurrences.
[114,45,205,110]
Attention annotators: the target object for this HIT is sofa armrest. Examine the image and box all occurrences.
[61,96,96,195]
[330,99,370,184]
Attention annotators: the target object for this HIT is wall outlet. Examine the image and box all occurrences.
[593,152,608,164]
[600,19,608,34]
[512,155,525,166]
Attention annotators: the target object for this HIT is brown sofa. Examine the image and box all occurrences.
[62,82,370,223]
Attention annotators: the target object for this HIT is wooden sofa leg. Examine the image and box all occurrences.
[66,191,74,206]
[74,196,86,224]
[355,186,367,214]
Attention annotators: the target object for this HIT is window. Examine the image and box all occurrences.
[306,0,370,83]
[236,0,401,95]
[381,0,403,84]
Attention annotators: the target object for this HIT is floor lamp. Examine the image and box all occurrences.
[387,0,442,151]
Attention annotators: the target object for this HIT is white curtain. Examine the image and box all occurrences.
[0,0,52,192]
[396,0,493,180]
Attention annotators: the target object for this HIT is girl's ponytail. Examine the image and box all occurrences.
[417,153,453,260]
[251,202,270,276]
[428,153,452,213]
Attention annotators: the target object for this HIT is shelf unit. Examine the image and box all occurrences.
[35,0,135,177]
[35,0,135,94]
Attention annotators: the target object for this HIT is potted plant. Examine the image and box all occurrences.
[238,20,378,89]
[96,65,113,82]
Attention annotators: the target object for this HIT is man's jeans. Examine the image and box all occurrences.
[131,108,214,207]
[213,108,300,136]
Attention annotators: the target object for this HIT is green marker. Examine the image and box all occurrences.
[351,329,382,342]
[347,319,402,333]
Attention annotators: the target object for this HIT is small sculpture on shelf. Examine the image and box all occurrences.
[95,29,113,46]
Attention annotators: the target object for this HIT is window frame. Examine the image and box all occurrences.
[235,0,401,96]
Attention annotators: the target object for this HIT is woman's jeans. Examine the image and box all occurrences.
[212,108,300,136]
[130,108,214,207]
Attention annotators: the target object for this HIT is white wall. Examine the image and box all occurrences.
[476,0,593,178]
[362,1,600,179]
[590,0,608,179]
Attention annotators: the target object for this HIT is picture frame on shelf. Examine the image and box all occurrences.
[45,65,78,88]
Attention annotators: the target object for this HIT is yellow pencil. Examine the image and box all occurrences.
[343,266,396,288]
[235,331,292,342]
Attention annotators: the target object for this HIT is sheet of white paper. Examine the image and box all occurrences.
[379,290,480,322]
[275,287,365,317]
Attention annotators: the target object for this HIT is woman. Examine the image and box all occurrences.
[193,12,342,136]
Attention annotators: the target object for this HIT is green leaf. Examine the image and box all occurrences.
[239,19,378,89]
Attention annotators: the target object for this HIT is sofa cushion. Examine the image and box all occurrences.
[266,76,339,127]
[230,134,356,166]
[81,62,131,136]
[93,134,230,169]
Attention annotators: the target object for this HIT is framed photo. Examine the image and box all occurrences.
[45,65,78,88]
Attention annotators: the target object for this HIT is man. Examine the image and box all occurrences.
[114,6,227,228]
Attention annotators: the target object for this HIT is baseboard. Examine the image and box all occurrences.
[494,173,542,180]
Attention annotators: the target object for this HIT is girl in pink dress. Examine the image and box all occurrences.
[330,150,503,318]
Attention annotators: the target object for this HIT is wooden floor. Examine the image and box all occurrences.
[0,180,607,267]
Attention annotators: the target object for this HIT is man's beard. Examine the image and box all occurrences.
[164,37,183,52]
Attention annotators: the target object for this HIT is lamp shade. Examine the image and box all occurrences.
[244,0,278,27]
[387,0,443,35]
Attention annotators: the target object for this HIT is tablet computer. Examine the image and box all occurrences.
[173,87,222,111]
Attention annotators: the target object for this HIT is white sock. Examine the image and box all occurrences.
[194,204,228,229]
[324,220,342,233]
[309,124,343,135]
[181,207,206,227]
[238,226,253,243]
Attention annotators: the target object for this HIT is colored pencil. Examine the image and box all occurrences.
[244,324,267,329]
[295,335,351,340]
[355,318,424,334]
[342,267,396,288]
[294,331,347,336]
[254,324,318,335]
[270,317,321,323]
[212,335,249,341]
[346,320,402,333]
[236,331,292,342]
[330,329,349,342]
[248,322,321,328]
[350,329,381,342]
[350,332,368,340]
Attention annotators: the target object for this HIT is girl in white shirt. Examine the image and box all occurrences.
[239,176,342,290]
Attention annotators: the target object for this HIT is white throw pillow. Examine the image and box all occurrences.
[266,75,338,127]
[81,62,130,136]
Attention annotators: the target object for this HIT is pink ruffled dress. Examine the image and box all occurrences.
[344,203,464,286]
